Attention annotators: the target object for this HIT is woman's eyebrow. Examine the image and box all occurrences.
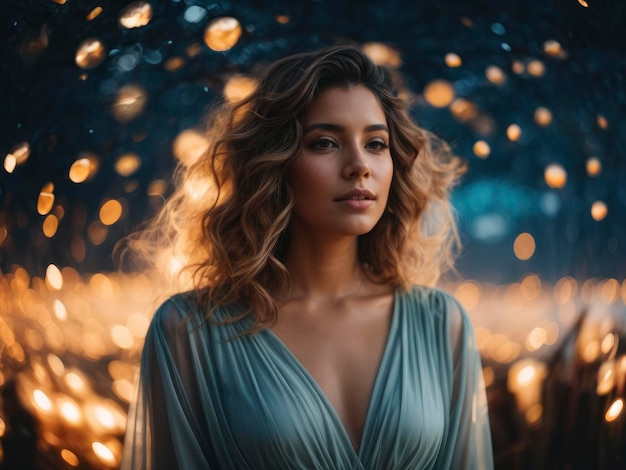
[303,123,390,134]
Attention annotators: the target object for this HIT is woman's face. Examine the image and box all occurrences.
[289,85,393,238]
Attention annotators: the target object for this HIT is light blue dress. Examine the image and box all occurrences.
[122,286,493,469]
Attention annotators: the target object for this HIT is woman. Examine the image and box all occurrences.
[122,45,493,469]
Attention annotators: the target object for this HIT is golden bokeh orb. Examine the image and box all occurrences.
[204,17,242,52]
[544,163,567,189]
[591,201,608,221]
[423,79,455,108]
[586,157,602,177]
[75,38,106,69]
[514,233,536,260]
[534,107,553,126]
[118,1,153,29]
[473,140,491,158]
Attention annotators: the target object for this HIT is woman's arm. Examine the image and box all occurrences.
[439,295,494,470]
[121,297,211,470]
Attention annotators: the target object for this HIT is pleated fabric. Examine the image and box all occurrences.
[121,286,493,469]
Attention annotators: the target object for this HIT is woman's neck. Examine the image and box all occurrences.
[284,232,365,301]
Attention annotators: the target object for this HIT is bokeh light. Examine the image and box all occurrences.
[203,17,242,51]
[544,163,567,188]
[423,79,455,107]
[514,233,536,260]
[118,1,153,29]
[75,38,106,69]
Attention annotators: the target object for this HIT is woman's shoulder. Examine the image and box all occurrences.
[146,291,207,335]
[401,284,463,312]
[401,285,468,331]
[148,291,249,338]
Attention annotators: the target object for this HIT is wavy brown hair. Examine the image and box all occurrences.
[125,45,466,331]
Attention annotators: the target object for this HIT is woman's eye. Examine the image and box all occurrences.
[310,137,337,149]
[367,139,390,151]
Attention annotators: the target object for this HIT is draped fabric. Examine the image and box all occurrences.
[121,286,493,469]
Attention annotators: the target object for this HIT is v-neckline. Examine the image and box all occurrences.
[263,289,400,458]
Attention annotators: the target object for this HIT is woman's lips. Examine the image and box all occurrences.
[333,188,375,210]
[333,188,375,201]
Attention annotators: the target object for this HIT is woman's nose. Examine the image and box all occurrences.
[342,145,371,179]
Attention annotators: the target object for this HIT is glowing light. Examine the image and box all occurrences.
[33,389,53,413]
[46,264,64,290]
[597,361,615,395]
[601,279,620,303]
[591,201,607,221]
[525,404,543,425]
[520,274,541,300]
[586,157,601,177]
[275,14,290,24]
[545,322,559,345]
[86,6,103,20]
[450,98,477,121]
[224,75,257,103]
[164,56,185,72]
[69,157,94,183]
[50,0,67,4]
[597,115,608,129]
[47,353,65,375]
[118,1,153,28]
[148,179,167,196]
[58,396,82,425]
[454,282,481,311]
[527,60,546,77]
[172,130,209,166]
[111,325,134,349]
[444,52,462,68]
[4,154,16,173]
[94,405,115,429]
[526,327,547,351]
[514,233,536,260]
[512,60,525,74]
[115,152,141,177]
[601,333,616,354]
[112,84,147,122]
[37,182,55,215]
[75,38,107,69]
[544,163,567,188]
[362,42,402,67]
[517,366,536,386]
[92,442,117,466]
[605,398,623,422]
[204,17,242,52]
[99,199,123,226]
[482,367,494,388]
[42,214,59,238]
[555,276,577,303]
[0,418,5,436]
[507,359,548,412]
[472,140,491,158]
[88,221,108,245]
[423,80,455,108]
[113,379,134,403]
[534,107,553,126]
[52,300,67,321]
[485,66,506,85]
[578,0,589,7]
[65,371,87,394]
[61,449,80,467]
[582,340,600,363]
[185,43,203,57]
[506,124,522,141]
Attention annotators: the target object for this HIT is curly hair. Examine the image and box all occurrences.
[125,45,466,331]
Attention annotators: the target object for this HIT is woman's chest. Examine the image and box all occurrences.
[209,321,449,468]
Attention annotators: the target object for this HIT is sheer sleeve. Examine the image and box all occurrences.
[121,297,211,470]
[438,294,494,469]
